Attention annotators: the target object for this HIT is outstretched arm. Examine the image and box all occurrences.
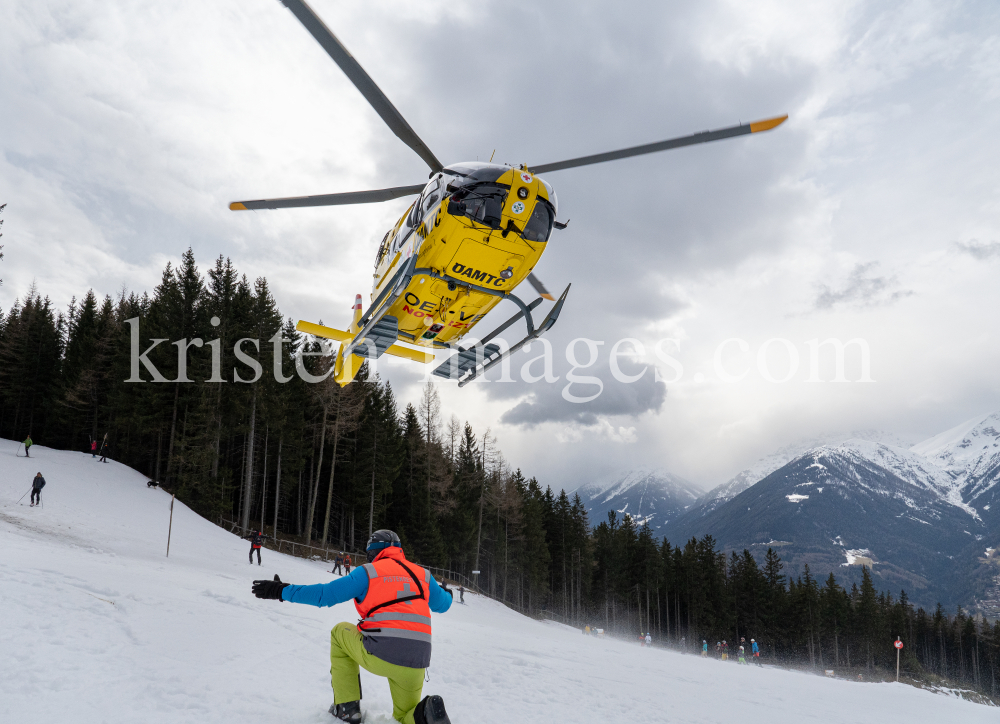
[428,576,453,614]
[255,566,371,607]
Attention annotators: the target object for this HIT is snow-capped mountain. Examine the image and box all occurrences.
[911,412,1000,523]
[663,438,993,610]
[572,468,702,533]
[576,414,1000,612]
[688,430,920,519]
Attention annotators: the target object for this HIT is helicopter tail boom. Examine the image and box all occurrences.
[295,320,434,365]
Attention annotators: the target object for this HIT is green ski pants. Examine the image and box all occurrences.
[330,622,425,724]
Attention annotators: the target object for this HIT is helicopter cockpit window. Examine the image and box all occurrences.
[407,179,441,229]
[421,179,440,215]
[406,198,421,228]
[375,230,391,267]
[522,199,554,242]
[444,165,507,186]
[454,183,508,230]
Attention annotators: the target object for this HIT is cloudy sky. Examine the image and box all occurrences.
[3,0,999,493]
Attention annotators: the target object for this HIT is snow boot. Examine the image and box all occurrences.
[414,695,451,724]
[329,700,362,723]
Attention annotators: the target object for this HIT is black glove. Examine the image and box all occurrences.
[441,581,453,599]
[252,574,290,601]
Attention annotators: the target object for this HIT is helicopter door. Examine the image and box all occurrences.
[446,239,524,291]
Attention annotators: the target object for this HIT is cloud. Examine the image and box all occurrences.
[4,0,1000,492]
[814,262,913,310]
[955,239,1000,261]
[497,355,666,428]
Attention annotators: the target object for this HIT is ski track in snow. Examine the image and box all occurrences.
[1,439,995,723]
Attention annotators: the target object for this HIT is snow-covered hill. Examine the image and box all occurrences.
[572,468,702,533]
[6,440,993,723]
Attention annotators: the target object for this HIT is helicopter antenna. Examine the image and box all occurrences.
[489,149,496,163]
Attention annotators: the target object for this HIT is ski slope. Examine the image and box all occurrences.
[1,440,994,724]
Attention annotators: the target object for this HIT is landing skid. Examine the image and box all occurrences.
[345,258,570,386]
[432,282,570,387]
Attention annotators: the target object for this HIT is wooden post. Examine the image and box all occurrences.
[166,494,175,557]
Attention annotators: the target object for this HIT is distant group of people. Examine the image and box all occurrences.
[19,432,110,463]
[15,435,46,507]
[707,637,760,664]
[89,434,109,463]
[331,552,353,575]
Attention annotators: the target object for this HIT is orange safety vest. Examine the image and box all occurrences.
[356,547,433,669]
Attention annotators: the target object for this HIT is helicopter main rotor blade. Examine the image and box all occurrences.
[530,115,787,175]
[230,183,424,211]
[278,0,443,173]
[526,272,555,301]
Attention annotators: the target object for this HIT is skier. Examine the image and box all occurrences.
[247,529,265,565]
[738,645,746,664]
[715,641,722,658]
[344,555,352,575]
[702,640,708,657]
[721,640,728,661]
[30,472,46,506]
[90,438,98,458]
[751,638,760,663]
[23,434,33,458]
[332,553,344,576]
[645,633,652,647]
[458,585,465,604]
[99,436,109,463]
[251,529,453,724]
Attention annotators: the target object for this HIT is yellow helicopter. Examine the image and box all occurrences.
[230,0,787,387]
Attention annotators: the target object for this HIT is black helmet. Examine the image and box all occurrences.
[366,529,401,562]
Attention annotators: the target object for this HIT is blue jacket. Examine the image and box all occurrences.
[752,641,759,653]
[281,564,453,614]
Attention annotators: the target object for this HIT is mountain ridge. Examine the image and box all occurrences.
[571,467,702,532]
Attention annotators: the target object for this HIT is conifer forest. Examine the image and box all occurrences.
[1,250,998,700]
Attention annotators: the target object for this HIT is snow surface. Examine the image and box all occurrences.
[842,549,876,567]
[2,440,995,724]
